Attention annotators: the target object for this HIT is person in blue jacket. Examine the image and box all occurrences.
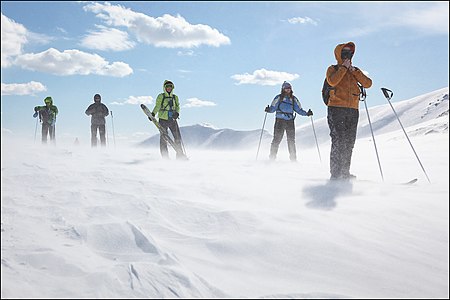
[265,81,313,161]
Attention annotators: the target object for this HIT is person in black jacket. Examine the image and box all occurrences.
[85,94,109,147]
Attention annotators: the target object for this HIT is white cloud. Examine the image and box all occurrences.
[83,2,231,48]
[15,48,133,77]
[177,50,195,56]
[392,3,449,35]
[349,3,449,38]
[231,68,300,86]
[287,17,318,26]
[1,13,28,67]
[1,81,47,96]
[111,95,153,105]
[81,25,136,51]
[183,98,217,108]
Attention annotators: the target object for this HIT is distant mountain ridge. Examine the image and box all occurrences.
[140,87,449,149]
[139,123,271,149]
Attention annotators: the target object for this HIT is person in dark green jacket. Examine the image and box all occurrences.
[151,80,185,159]
[33,96,58,144]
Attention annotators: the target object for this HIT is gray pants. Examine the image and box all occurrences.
[91,124,106,147]
[41,123,55,143]
[327,106,359,179]
[159,119,183,158]
[269,118,296,161]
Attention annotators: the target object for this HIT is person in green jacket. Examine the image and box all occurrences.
[151,80,185,159]
[33,96,58,144]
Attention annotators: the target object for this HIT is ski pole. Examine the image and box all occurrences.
[110,111,116,148]
[361,84,384,181]
[105,118,109,147]
[256,112,268,161]
[381,88,431,183]
[310,116,322,163]
[34,114,39,144]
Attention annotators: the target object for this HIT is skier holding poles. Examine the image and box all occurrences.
[264,81,313,162]
[33,96,58,144]
[85,93,109,147]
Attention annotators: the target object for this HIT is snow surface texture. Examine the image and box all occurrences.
[1,88,448,298]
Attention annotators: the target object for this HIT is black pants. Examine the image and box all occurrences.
[91,124,106,147]
[269,118,296,161]
[41,123,55,143]
[327,106,359,179]
[159,119,183,158]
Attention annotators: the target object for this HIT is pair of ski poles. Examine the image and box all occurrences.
[361,86,431,183]
[255,112,321,162]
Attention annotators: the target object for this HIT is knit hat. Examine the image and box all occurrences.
[282,81,292,89]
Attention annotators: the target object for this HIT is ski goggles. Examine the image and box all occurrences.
[165,84,173,89]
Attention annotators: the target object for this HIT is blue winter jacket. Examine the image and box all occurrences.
[267,94,307,120]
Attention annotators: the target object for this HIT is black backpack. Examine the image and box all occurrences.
[321,65,338,105]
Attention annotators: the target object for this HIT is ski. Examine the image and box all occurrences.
[140,104,186,158]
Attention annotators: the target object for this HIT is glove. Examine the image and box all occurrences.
[264,105,270,113]
[34,107,39,112]
[173,112,179,119]
[306,109,313,116]
[33,112,38,118]
[151,112,155,117]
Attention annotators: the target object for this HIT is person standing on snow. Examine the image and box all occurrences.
[151,80,186,159]
[33,96,58,144]
[325,41,372,180]
[265,81,313,162]
[85,93,109,147]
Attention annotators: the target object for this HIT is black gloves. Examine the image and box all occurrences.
[34,107,39,112]
[306,109,313,116]
[172,112,179,119]
[151,112,155,117]
[264,105,270,112]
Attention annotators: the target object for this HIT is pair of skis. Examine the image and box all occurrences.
[140,104,187,159]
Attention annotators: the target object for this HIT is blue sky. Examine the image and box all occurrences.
[1,1,448,145]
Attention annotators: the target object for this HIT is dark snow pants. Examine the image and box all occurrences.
[159,119,183,158]
[42,123,55,143]
[327,106,359,179]
[91,124,106,147]
[269,118,297,161]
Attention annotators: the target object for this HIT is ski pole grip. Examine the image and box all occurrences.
[381,88,393,99]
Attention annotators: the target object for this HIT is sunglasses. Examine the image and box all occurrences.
[165,85,173,88]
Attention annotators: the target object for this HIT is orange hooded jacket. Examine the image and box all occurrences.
[326,42,372,109]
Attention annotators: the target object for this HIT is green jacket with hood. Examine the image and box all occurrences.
[34,97,58,125]
[152,80,180,121]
